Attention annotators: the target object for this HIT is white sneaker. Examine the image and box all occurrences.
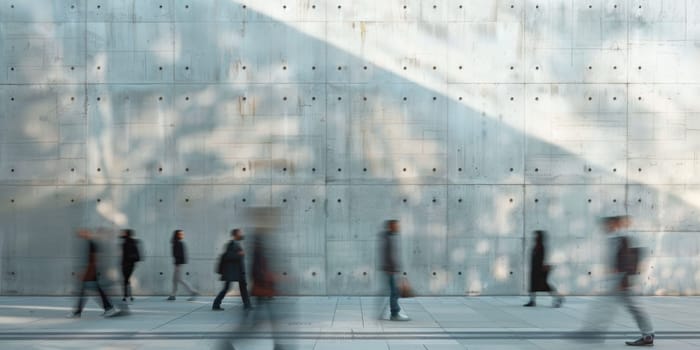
[390,312,410,321]
[102,308,119,317]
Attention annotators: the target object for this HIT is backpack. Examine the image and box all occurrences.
[617,236,644,274]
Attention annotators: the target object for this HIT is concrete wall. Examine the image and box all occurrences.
[1,0,699,296]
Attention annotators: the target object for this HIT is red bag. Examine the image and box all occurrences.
[399,277,415,298]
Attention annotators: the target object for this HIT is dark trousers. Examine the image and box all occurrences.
[122,263,134,299]
[388,273,400,316]
[213,280,251,308]
[74,281,112,314]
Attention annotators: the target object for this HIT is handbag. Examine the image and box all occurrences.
[399,277,415,298]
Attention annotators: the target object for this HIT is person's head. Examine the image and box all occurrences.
[533,230,546,244]
[121,229,133,239]
[600,215,631,233]
[77,228,92,240]
[386,220,400,233]
[232,228,244,241]
[172,230,184,243]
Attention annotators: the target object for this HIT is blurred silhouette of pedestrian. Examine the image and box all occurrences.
[524,230,564,307]
[213,228,251,311]
[381,220,409,321]
[218,207,296,350]
[120,229,141,302]
[167,230,198,301]
[578,216,654,346]
[68,229,117,318]
[249,228,286,349]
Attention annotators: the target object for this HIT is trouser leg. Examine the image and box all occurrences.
[95,282,113,310]
[180,275,197,295]
[620,289,653,335]
[122,264,134,298]
[388,273,400,316]
[74,282,87,314]
[213,281,231,308]
[171,265,180,296]
[238,279,251,308]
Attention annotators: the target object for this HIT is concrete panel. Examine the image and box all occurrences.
[447,185,524,239]
[447,22,523,83]
[175,21,325,84]
[326,240,377,295]
[446,237,523,295]
[87,22,174,84]
[0,0,85,23]
[446,0,524,22]
[0,22,86,84]
[86,84,174,184]
[627,185,700,232]
[447,84,524,184]
[272,185,325,257]
[327,83,448,184]
[524,84,628,184]
[327,21,447,85]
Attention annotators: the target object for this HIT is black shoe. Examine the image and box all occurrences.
[122,297,127,302]
[625,335,654,346]
[167,296,176,301]
[523,301,536,307]
[130,297,134,302]
[212,306,225,311]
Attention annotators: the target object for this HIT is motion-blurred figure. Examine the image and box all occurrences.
[218,208,291,350]
[120,229,141,302]
[168,230,198,301]
[579,216,654,346]
[381,220,409,321]
[213,228,251,311]
[524,230,564,307]
[68,229,118,318]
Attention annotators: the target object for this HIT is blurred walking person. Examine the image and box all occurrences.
[120,229,141,302]
[167,230,198,301]
[523,230,564,307]
[578,216,654,346]
[381,220,409,321]
[68,229,118,317]
[222,222,289,350]
[213,228,251,311]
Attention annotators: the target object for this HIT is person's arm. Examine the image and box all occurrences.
[133,240,141,262]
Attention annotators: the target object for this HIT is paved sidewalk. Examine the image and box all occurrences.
[0,296,698,349]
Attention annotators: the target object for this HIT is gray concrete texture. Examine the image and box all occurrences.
[0,0,699,296]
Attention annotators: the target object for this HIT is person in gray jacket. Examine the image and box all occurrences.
[212,228,251,311]
[381,220,409,321]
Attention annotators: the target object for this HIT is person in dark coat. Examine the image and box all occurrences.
[212,228,251,310]
[120,229,141,302]
[168,230,198,301]
[69,229,117,318]
[221,226,286,350]
[381,220,409,321]
[524,230,564,307]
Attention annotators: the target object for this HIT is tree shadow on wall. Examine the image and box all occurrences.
[0,1,698,296]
